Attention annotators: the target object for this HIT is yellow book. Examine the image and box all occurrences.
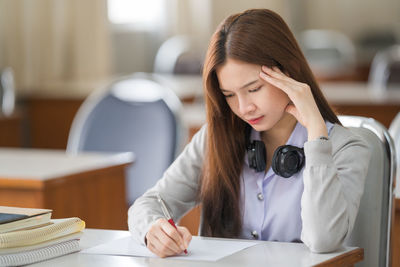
[0,232,82,255]
[0,217,85,248]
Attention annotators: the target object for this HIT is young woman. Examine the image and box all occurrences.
[128,9,370,257]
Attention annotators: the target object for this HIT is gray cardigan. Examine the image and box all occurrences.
[128,123,370,253]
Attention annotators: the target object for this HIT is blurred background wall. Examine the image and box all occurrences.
[0,0,112,94]
[0,0,399,94]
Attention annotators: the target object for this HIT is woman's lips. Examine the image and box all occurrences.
[248,116,264,125]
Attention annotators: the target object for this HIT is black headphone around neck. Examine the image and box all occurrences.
[246,126,305,178]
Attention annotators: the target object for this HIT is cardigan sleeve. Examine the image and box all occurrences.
[300,126,371,253]
[128,124,207,245]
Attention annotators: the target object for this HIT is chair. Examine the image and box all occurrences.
[357,30,398,65]
[67,73,186,205]
[389,112,400,199]
[339,115,395,267]
[0,67,16,117]
[368,45,400,91]
[153,35,204,75]
[298,29,356,79]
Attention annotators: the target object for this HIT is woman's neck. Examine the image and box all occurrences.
[261,113,297,147]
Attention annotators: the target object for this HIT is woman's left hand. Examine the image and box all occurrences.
[259,66,328,140]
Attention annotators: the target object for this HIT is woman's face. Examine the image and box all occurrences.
[216,58,290,132]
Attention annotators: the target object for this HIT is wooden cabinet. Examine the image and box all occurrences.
[0,112,23,147]
[25,97,84,149]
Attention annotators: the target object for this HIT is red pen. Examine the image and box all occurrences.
[157,193,188,254]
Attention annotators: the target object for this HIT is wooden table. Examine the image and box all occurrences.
[0,112,23,147]
[0,148,134,230]
[28,229,364,267]
[321,82,400,127]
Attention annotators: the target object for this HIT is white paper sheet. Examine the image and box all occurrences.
[81,236,257,261]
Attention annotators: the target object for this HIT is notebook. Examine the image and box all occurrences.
[0,232,82,255]
[0,217,85,248]
[0,206,52,234]
[0,239,80,267]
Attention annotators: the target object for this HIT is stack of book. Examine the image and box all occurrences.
[0,206,85,266]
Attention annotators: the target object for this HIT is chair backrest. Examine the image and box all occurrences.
[389,112,400,198]
[339,115,395,267]
[298,29,356,78]
[0,67,15,117]
[368,44,400,91]
[67,73,186,205]
[153,35,203,75]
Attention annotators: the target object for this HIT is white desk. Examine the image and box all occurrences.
[153,73,203,101]
[28,229,363,267]
[0,148,134,230]
[0,148,134,179]
[321,82,400,104]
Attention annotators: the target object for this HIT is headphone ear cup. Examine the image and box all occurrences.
[254,141,266,172]
[272,145,305,178]
[271,146,284,176]
[247,140,266,172]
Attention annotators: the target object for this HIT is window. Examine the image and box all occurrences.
[107,0,165,30]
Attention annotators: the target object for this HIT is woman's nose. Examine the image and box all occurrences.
[238,95,256,115]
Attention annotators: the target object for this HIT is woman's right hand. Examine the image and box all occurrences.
[145,218,192,258]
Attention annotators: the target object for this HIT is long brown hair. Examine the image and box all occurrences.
[200,9,340,238]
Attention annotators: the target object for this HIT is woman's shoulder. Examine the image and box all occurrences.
[180,123,208,157]
[329,123,371,152]
[330,123,353,139]
[192,123,207,145]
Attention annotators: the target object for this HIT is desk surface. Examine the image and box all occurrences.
[29,229,363,267]
[0,148,134,180]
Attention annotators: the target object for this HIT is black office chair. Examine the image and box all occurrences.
[67,73,187,205]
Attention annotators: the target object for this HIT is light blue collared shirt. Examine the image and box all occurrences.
[240,122,333,242]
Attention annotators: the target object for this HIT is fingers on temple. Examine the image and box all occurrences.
[262,65,302,87]
[259,71,291,94]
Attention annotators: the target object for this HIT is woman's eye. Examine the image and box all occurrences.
[223,94,234,98]
[249,87,261,93]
